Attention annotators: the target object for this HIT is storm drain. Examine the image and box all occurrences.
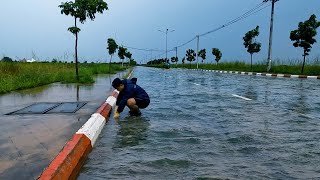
[6,102,87,115]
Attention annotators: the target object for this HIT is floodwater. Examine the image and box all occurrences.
[79,66,320,180]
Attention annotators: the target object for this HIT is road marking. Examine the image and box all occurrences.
[298,113,315,119]
[232,94,252,101]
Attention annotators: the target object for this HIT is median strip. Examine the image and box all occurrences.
[38,71,133,180]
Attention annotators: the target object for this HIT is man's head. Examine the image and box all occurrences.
[112,78,124,91]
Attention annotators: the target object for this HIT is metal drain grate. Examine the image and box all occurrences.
[6,102,87,115]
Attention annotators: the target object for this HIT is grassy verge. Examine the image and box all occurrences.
[146,62,320,76]
[0,62,127,94]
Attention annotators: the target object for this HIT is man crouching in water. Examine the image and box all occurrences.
[112,77,150,118]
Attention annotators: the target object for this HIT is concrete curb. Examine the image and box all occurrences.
[192,69,320,79]
[39,70,133,180]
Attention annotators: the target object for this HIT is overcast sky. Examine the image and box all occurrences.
[1,0,320,64]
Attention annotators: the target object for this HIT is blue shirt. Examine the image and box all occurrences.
[116,79,149,113]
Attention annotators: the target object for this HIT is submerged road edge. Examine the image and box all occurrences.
[38,70,133,180]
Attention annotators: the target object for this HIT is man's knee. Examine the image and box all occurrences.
[127,98,136,107]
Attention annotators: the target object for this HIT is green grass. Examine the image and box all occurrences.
[147,60,320,76]
[0,62,127,94]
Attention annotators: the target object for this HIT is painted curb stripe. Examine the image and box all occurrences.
[106,96,117,107]
[76,113,106,146]
[307,76,318,79]
[38,134,92,180]
[193,69,319,80]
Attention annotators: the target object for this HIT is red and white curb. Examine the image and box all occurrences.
[39,71,133,180]
[192,69,320,79]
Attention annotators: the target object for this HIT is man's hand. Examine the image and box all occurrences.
[113,111,120,119]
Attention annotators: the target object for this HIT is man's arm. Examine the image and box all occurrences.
[117,85,136,113]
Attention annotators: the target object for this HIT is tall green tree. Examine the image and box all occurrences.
[198,49,206,63]
[59,0,108,80]
[107,38,118,71]
[243,26,261,71]
[212,48,222,64]
[186,49,196,67]
[118,46,127,67]
[290,14,320,73]
[125,51,132,66]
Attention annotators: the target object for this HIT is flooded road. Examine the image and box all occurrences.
[79,67,320,179]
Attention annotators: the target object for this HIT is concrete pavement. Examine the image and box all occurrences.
[0,72,126,179]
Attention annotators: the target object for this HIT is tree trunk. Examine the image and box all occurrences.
[109,54,113,73]
[301,51,306,74]
[74,17,79,81]
[250,53,253,72]
[122,59,123,67]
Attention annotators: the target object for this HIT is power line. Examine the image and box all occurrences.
[123,45,165,52]
[170,1,271,51]
[199,2,270,37]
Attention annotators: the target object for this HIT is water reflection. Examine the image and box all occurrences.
[244,77,258,100]
[114,117,150,148]
[14,84,50,97]
[76,85,79,101]
[290,81,310,115]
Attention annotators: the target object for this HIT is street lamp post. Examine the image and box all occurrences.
[158,28,175,63]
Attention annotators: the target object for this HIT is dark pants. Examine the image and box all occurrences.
[135,98,150,109]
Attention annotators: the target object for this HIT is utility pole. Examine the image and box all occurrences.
[158,28,175,63]
[175,47,178,58]
[266,0,277,72]
[196,35,199,69]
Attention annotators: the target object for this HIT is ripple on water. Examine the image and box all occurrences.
[146,158,191,168]
[79,67,320,179]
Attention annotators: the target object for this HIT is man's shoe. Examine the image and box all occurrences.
[129,110,141,116]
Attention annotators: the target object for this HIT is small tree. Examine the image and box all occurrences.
[186,49,196,68]
[243,26,261,71]
[125,51,132,66]
[118,46,127,67]
[290,14,320,73]
[171,56,178,65]
[59,0,108,80]
[1,56,13,62]
[212,48,222,64]
[130,59,137,65]
[107,38,118,71]
[198,49,206,63]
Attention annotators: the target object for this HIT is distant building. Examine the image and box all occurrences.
[26,58,37,63]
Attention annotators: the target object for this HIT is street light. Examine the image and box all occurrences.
[158,28,175,63]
